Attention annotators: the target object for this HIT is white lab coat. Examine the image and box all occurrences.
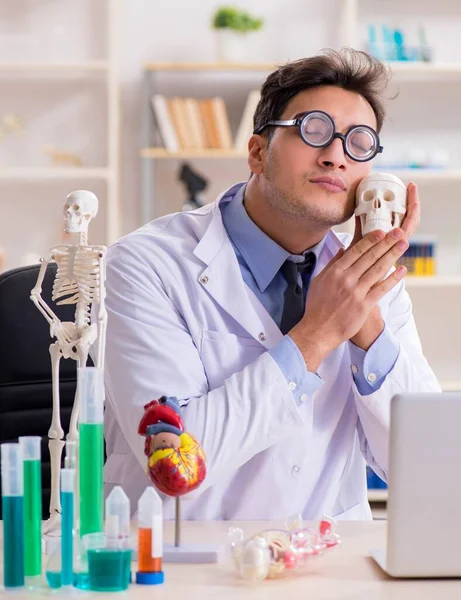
[103,183,441,521]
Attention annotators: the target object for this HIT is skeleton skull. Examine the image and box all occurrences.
[63,190,99,234]
[355,173,407,235]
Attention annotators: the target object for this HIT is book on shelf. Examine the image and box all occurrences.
[200,98,220,149]
[234,89,260,151]
[168,97,194,150]
[150,91,261,153]
[184,98,208,149]
[150,94,179,152]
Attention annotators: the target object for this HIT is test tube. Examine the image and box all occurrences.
[1,443,24,588]
[135,486,164,585]
[64,440,77,470]
[78,367,104,537]
[105,486,131,549]
[18,436,42,586]
[65,440,79,528]
[61,468,75,587]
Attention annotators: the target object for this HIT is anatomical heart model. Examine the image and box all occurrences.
[138,396,215,562]
[138,396,206,496]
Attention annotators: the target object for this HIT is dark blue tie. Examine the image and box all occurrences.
[279,252,316,334]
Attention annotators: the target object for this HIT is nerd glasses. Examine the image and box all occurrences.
[254,110,383,162]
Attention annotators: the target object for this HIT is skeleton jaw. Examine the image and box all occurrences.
[359,211,405,235]
[64,216,88,234]
[360,215,392,235]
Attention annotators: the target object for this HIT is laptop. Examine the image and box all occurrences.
[370,392,461,578]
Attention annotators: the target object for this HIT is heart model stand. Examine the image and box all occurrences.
[138,396,219,563]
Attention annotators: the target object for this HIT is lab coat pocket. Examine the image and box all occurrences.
[200,329,264,389]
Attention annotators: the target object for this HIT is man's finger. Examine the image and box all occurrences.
[367,265,407,304]
[358,237,409,290]
[338,228,386,269]
[401,182,420,240]
[344,226,404,280]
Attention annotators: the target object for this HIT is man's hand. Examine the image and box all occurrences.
[350,182,420,350]
[289,228,409,372]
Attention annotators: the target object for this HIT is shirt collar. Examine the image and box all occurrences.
[221,183,326,293]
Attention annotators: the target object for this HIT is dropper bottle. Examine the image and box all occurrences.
[104,486,131,550]
[136,486,164,585]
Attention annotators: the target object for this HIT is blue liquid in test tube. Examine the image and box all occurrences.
[1,443,25,589]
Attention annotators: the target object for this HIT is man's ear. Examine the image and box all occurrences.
[248,134,268,175]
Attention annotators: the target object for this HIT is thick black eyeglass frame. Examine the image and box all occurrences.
[253,110,384,163]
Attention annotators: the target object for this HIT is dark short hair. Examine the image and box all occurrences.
[253,48,389,139]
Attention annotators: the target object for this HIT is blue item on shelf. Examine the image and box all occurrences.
[367,466,388,490]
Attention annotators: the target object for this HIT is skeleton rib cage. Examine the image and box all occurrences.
[51,247,103,325]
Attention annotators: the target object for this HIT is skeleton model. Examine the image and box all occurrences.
[30,190,107,534]
[355,173,407,235]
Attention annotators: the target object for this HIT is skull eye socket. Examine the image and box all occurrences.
[383,190,395,202]
[74,205,80,211]
[363,189,376,202]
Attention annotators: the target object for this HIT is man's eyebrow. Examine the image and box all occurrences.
[292,111,310,119]
[291,111,368,129]
[292,111,337,120]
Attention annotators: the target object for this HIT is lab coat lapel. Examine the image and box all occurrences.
[193,187,274,348]
[193,187,347,347]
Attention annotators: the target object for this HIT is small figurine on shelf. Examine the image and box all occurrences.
[43,144,82,167]
[178,163,208,212]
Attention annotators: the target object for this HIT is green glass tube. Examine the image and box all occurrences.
[19,437,42,579]
[79,423,104,536]
[23,460,42,576]
[78,368,104,538]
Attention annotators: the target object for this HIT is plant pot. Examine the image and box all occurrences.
[215,29,253,63]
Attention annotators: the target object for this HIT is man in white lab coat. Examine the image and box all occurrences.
[103,49,440,520]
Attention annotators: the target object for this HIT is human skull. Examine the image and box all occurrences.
[63,190,99,233]
[355,173,407,235]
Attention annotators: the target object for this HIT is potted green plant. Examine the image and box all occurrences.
[211,6,264,62]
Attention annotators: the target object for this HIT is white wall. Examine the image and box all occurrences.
[1,0,460,385]
[119,0,346,234]
[118,0,461,387]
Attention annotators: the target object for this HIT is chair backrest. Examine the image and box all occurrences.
[0,263,78,518]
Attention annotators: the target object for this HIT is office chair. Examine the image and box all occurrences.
[0,263,82,518]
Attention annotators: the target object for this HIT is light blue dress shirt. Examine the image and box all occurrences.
[220,184,400,402]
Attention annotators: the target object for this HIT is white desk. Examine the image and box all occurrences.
[2,520,461,598]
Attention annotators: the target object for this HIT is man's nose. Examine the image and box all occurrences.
[317,137,347,169]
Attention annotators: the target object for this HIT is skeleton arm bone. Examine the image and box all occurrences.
[30,255,62,326]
